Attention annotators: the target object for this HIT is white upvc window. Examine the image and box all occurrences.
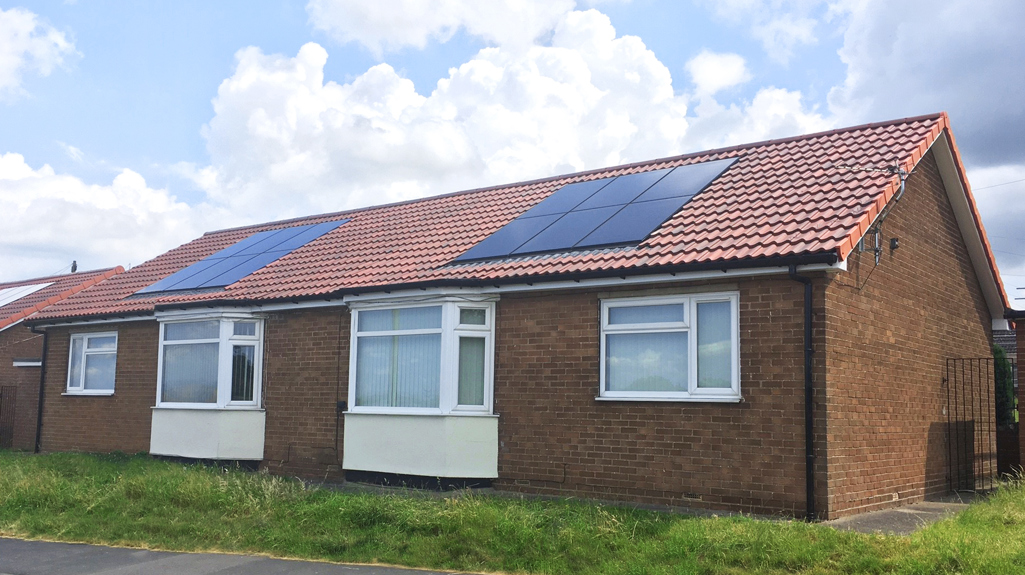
[599,292,740,402]
[348,300,495,415]
[66,332,118,395]
[156,315,263,409]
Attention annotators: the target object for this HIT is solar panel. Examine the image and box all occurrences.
[513,206,619,255]
[524,179,613,217]
[576,198,686,248]
[136,219,348,294]
[453,157,736,262]
[633,158,735,203]
[455,214,561,261]
[574,168,672,211]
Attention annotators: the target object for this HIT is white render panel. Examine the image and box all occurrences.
[342,414,498,478]
[149,408,265,460]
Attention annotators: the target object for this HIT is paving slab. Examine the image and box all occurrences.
[825,493,980,535]
[0,538,471,575]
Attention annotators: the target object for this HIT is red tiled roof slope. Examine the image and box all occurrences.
[34,113,987,321]
[0,267,124,330]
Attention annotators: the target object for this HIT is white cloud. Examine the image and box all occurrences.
[306,0,575,55]
[0,7,76,98]
[0,153,211,280]
[828,0,1025,168]
[187,9,833,222]
[699,0,820,63]
[966,164,1025,308]
[685,50,751,95]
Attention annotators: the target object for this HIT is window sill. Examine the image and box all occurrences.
[62,391,115,397]
[152,405,265,411]
[344,410,498,418]
[595,395,742,403]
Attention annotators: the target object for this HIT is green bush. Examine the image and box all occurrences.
[994,345,1016,429]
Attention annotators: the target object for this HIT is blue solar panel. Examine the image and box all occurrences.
[523,179,612,217]
[136,219,348,294]
[574,168,672,211]
[576,198,686,248]
[633,158,735,203]
[455,214,561,261]
[513,206,619,255]
[453,157,736,262]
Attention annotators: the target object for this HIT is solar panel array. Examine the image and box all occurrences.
[455,158,736,262]
[137,220,348,294]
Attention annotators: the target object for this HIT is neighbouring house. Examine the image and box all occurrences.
[994,329,1018,362]
[26,113,1010,520]
[0,268,123,450]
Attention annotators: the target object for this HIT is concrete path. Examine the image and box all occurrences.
[0,538,469,575]
[825,493,978,535]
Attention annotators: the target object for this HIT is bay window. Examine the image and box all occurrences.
[66,332,117,395]
[157,315,262,408]
[348,300,494,414]
[599,292,740,401]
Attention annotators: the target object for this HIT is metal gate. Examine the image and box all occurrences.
[0,386,15,449]
[945,358,1005,492]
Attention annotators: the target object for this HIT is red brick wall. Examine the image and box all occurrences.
[0,324,44,450]
[492,278,822,517]
[821,151,993,519]
[39,321,156,454]
[261,308,349,480]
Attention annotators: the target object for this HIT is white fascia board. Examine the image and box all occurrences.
[342,262,845,302]
[29,262,849,322]
[479,262,845,294]
[155,307,263,321]
[931,132,1007,323]
[30,314,155,329]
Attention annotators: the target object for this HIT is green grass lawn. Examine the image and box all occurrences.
[1,451,1023,574]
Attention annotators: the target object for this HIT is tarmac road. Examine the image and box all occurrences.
[0,538,472,575]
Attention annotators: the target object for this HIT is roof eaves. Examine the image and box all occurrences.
[148,251,840,312]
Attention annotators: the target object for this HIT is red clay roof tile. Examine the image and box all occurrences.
[29,113,1006,321]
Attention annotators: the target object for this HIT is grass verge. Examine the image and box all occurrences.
[1,451,1023,574]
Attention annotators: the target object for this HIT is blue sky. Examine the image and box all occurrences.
[0,0,1022,308]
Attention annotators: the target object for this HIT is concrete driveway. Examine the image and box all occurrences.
[0,538,471,575]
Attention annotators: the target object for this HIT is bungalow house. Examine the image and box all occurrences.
[26,113,1010,520]
[0,267,123,450]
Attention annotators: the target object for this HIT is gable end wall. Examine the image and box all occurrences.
[822,150,993,519]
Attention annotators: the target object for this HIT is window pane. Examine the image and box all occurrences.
[606,332,688,392]
[459,308,487,326]
[165,320,219,341]
[162,342,219,403]
[69,337,83,388]
[231,345,256,402]
[697,301,732,388]
[233,321,256,336]
[86,335,116,350]
[608,304,684,325]
[83,353,115,390]
[358,306,442,332]
[355,334,440,408]
[457,337,486,405]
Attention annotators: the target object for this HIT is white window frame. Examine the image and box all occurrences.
[65,331,118,396]
[347,299,496,415]
[599,292,740,402]
[155,313,263,409]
